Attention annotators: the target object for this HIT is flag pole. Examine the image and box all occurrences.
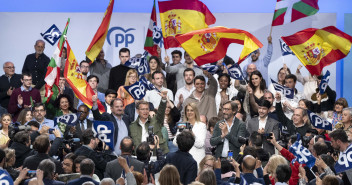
[269,0,277,36]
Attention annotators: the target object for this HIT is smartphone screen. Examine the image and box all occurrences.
[227,150,233,160]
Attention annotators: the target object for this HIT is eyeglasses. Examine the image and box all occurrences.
[4,66,15,69]
[34,109,45,113]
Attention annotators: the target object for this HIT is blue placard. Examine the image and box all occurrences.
[93,120,115,151]
[271,79,294,99]
[289,134,316,168]
[40,24,61,46]
[307,110,332,131]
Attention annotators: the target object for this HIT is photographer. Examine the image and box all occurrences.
[9,131,34,168]
[136,135,166,182]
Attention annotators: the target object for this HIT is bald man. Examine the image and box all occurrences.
[0,61,22,109]
[242,155,265,184]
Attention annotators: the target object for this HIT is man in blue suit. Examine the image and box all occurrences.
[67,158,99,185]
[242,155,265,184]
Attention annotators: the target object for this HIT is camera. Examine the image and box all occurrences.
[262,133,273,140]
[238,136,249,145]
[302,135,315,148]
[177,122,192,132]
[27,170,36,178]
[147,126,155,145]
[9,122,31,139]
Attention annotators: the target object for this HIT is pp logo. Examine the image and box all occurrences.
[310,114,330,129]
[230,68,241,79]
[128,82,146,100]
[320,82,328,92]
[96,125,112,143]
[294,142,311,163]
[153,23,163,44]
[107,27,135,47]
[57,114,78,125]
[41,24,62,46]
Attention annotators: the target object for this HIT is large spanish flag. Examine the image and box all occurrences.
[281,26,352,75]
[85,0,114,62]
[158,0,216,49]
[175,26,263,66]
[65,41,105,113]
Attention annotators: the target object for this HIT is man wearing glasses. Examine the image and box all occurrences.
[8,73,41,121]
[0,61,22,109]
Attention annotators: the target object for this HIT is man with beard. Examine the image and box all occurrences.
[144,71,173,109]
[165,52,204,91]
[210,101,246,158]
[22,40,50,90]
[79,60,90,81]
[174,68,195,110]
[90,50,112,93]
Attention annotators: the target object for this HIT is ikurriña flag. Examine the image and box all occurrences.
[85,0,114,62]
[281,26,352,75]
[144,0,162,56]
[175,26,263,66]
[158,0,216,49]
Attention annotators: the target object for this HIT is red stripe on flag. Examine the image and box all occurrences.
[164,37,181,49]
[272,11,285,26]
[322,26,352,42]
[281,28,317,45]
[301,0,319,10]
[291,9,309,22]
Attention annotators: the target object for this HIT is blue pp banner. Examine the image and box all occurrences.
[307,110,333,131]
[225,63,245,80]
[0,169,14,185]
[152,23,163,45]
[140,76,159,92]
[124,53,150,76]
[271,79,294,99]
[201,64,219,74]
[289,134,316,168]
[54,113,80,127]
[40,24,62,46]
[279,38,294,56]
[124,80,147,100]
[93,120,115,151]
[319,70,330,95]
[335,144,352,173]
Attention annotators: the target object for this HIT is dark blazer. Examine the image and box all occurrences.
[108,65,130,91]
[92,108,130,145]
[66,176,99,185]
[167,105,181,135]
[24,178,65,185]
[210,117,246,159]
[22,153,64,174]
[74,145,116,179]
[9,141,35,168]
[242,173,265,185]
[0,73,22,108]
[64,119,93,139]
[246,116,279,155]
[104,155,145,182]
[124,102,154,124]
[165,151,197,185]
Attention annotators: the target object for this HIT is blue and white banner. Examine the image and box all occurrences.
[289,134,316,168]
[124,80,147,100]
[335,144,352,173]
[140,76,159,92]
[319,70,330,95]
[40,24,62,46]
[152,23,163,45]
[54,113,80,127]
[93,120,115,151]
[0,168,13,185]
[279,38,294,56]
[226,63,245,80]
[201,64,219,74]
[271,79,294,99]
[124,53,150,76]
[307,110,333,131]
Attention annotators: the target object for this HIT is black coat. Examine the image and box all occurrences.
[22,153,64,174]
[165,151,197,185]
[9,142,35,168]
[0,73,22,108]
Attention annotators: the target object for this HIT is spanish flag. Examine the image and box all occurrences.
[175,26,263,66]
[281,26,352,75]
[158,0,216,49]
[85,0,114,62]
[65,41,106,113]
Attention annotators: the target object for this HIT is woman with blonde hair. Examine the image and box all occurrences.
[159,165,182,185]
[173,103,207,165]
[4,148,19,180]
[0,113,12,148]
[16,108,32,125]
[265,155,288,177]
[117,69,138,108]
[199,155,216,173]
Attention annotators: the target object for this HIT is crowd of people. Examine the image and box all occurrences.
[0,38,351,185]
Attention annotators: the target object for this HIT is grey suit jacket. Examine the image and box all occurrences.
[104,155,144,182]
[246,116,279,155]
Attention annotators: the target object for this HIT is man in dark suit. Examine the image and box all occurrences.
[104,137,145,182]
[246,99,279,155]
[210,100,246,159]
[102,89,117,114]
[166,130,197,185]
[74,129,114,179]
[242,155,265,184]
[67,158,99,185]
[0,61,22,109]
[124,100,154,124]
[65,104,93,140]
[92,96,130,155]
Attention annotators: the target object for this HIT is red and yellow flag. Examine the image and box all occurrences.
[85,0,114,62]
[281,26,352,75]
[158,0,216,49]
[175,26,263,66]
[65,41,105,113]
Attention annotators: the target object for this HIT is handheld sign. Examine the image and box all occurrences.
[54,113,80,127]
[41,24,62,46]
[319,70,330,95]
[289,134,316,168]
[279,38,294,56]
[201,64,219,74]
[307,110,333,131]
[93,120,115,151]
[271,79,294,99]
[124,54,150,76]
[335,144,352,173]
[225,63,245,80]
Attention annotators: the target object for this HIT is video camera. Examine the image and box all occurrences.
[238,136,249,145]
[147,126,155,145]
[176,122,192,132]
[9,122,31,139]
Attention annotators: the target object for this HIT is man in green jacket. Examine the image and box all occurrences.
[130,91,169,154]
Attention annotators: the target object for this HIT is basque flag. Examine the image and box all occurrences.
[93,120,115,151]
[307,110,333,131]
[289,134,316,168]
[271,79,294,99]
[319,70,330,95]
